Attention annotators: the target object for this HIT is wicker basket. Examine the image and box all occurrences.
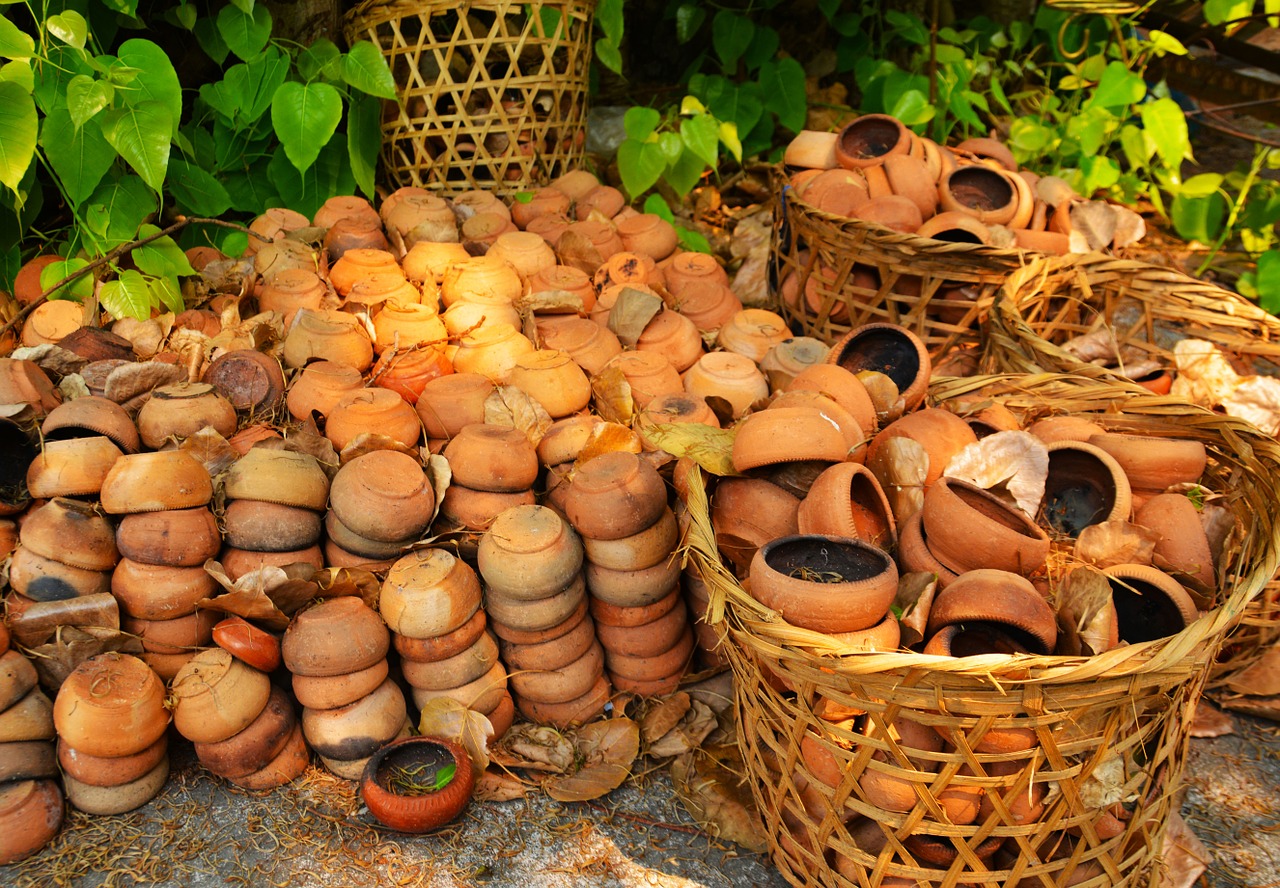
[344,0,594,195]
[983,252,1280,686]
[684,373,1280,888]
[771,167,1036,359]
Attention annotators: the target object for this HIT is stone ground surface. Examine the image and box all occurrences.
[3,704,1278,888]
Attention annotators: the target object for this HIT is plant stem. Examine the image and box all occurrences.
[1196,145,1267,277]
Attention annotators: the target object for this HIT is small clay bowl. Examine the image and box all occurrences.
[401,632,499,691]
[604,349,684,409]
[682,351,768,419]
[57,735,168,788]
[282,596,391,678]
[563,451,668,541]
[715,309,791,364]
[796,463,896,549]
[926,568,1057,654]
[415,372,496,440]
[281,309,373,371]
[443,424,540,493]
[1086,433,1208,496]
[382,550,484,639]
[477,505,584,600]
[408,661,507,714]
[834,114,912,169]
[286,360,365,423]
[396,608,487,663]
[1027,416,1108,446]
[0,650,38,713]
[895,511,960,590]
[1040,440,1133,538]
[921,477,1050,576]
[294,659,391,709]
[62,756,170,815]
[491,593,589,646]
[193,685,295,779]
[0,688,54,744]
[123,609,218,655]
[224,448,331,511]
[223,500,323,552]
[485,574,586,634]
[8,548,111,601]
[508,350,592,418]
[583,556,682,609]
[1136,493,1215,592]
[212,616,282,672]
[748,535,899,634]
[53,653,169,758]
[226,720,310,790]
[590,585,681,628]
[499,613,596,672]
[329,450,435,543]
[0,740,56,784]
[204,348,287,414]
[786,364,878,442]
[515,674,612,728]
[111,559,219,620]
[100,451,213,515]
[595,602,688,659]
[731,407,850,472]
[1105,563,1199,643]
[325,511,412,559]
[509,640,604,703]
[866,407,978,488]
[26,436,123,499]
[40,395,140,453]
[18,497,118,571]
[0,780,64,864]
[580,506,678,572]
[136,382,237,448]
[360,736,476,833]
[325,387,423,451]
[115,507,221,566]
[826,323,931,412]
[711,478,801,572]
[171,648,273,744]
[538,318,623,377]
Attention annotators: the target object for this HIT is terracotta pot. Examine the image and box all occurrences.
[938,165,1022,226]
[440,256,522,308]
[866,408,978,488]
[461,211,519,252]
[758,337,829,391]
[294,658,391,709]
[322,541,400,573]
[372,302,447,353]
[584,553,682,607]
[922,478,1051,576]
[281,309,374,372]
[787,363,877,436]
[329,248,403,297]
[599,350,680,409]
[110,559,216,619]
[325,387,422,451]
[170,648,272,743]
[580,507,678,572]
[8,548,110,601]
[616,213,679,260]
[797,463,896,549]
[19,497,118,571]
[1136,493,1215,592]
[57,734,167,787]
[324,511,409,560]
[835,114,913,169]
[731,407,851,472]
[826,323,931,412]
[924,622,1033,658]
[225,448,330,511]
[286,360,365,423]
[662,252,730,296]
[499,612,596,671]
[487,231,557,281]
[401,631,498,691]
[671,281,742,333]
[408,661,507,714]
[477,505,584,599]
[25,435,122,499]
[212,616,282,672]
[381,549,483,639]
[595,599,688,658]
[511,187,571,229]
[203,349,287,414]
[372,347,453,406]
[438,484,536,532]
[53,653,169,757]
[226,720,309,790]
[314,194,380,231]
[0,650,38,713]
[193,684,294,778]
[0,688,54,743]
[329,450,435,543]
[903,833,1004,869]
[401,241,468,286]
[895,510,960,589]
[636,393,720,450]
[1040,440,1133,537]
[506,349,592,418]
[636,309,704,374]
[916,210,994,245]
[711,478,801,572]
[283,596,390,678]
[1028,415,1107,445]
[527,263,596,310]
[99,451,213,515]
[515,674,611,728]
[491,593,588,645]
[115,507,220,566]
[303,677,408,762]
[256,267,327,324]
[525,212,572,248]
[443,424,539,493]
[1086,433,1207,498]
[41,395,140,453]
[510,639,604,703]
[396,607,487,662]
[345,273,420,310]
[451,323,535,384]
[607,632,693,694]
[784,130,840,170]
[21,299,84,347]
[955,137,1017,171]
[360,736,475,832]
[415,372,496,440]
[0,359,61,417]
[748,534,898,633]
[222,500,322,552]
[123,609,218,654]
[324,216,390,262]
[715,309,791,364]
[485,574,586,633]
[538,318,623,377]
[62,756,169,814]
[853,194,923,233]
[927,568,1057,654]
[227,424,283,456]
[1105,563,1199,643]
[564,451,668,541]
[682,351,768,419]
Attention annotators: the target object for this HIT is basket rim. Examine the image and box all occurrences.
[684,372,1280,684]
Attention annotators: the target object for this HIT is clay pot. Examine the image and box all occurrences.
[515,673,611,727]
[955,137,1017,171]
[40,395,140,453]
[787,364,878,440]
[62,756,169,814]
[193,684,294,778]
[797,463,896,548]
[255,234,325,280]
[636,393,720,448]
[1086,433,1208,498]
[511,187,571,229]
[784,130,839,169]
[283,596,390,677]
[731,407,851,472]
[451,323,535,384]
[535,415,603,467]
[563,451,668,541]
[866,408,978,488]
[916,210,994,245]
[438,485,536,532]
[938,165,1023,227]
[711,478,801,572]
[325,387,422,451]
[53,653,169,757]
[99,451,213,514]
[0,358,61,417]
[395,607,487,662]
[671,281,742,332]
[8,548,110,601]
[401,631,498,691]
[286,360,365,423]
[57,735,167,787]
[226,719,309,789]
[927,568,1058,654]
[19,497,118,570]
[256,268,327,323]
[826,323,931,412]
[1136,493,1215,592]
[538,318,623,377]
[123,609,218,654]
[328,248,403,297]
[682,351,768,419]
[203,349,287,414]
[486,574,586,634]
[225,448,330,510]
[616,213,679,260]
[21,299,84,347]
[28,436,123,503]
[714,309,791,364]
[115,507,220,566]
[443,424,539,492]
[922,478,1050,576]
[584,555,682,608]
[303,677,408,763]
[381,549,484,639]
[0,687,54,743]
[835,114,913,169]
[1028,415,1107,445]
[281,309,374,371]
[329,450,434,542]
[372,302,447,353]
[595,600,688,658]
[853,195,923,233]
[636,310,704,374]
[440,256,522,308]
[896,510,960,589]
[111,559,217,619]
[461,211,518,252]
[407,660,507,714]
[212,616,281,672]
[477,505,584,599]
[0,651,38,713]
[294,659,391,709]
[401,241,468,286]
[1105,563,1199,643]
[527,263,596,309]
[324,512,409,560]
[1040,440,1133,537]
[346,273,420,309]
[222,500,322,552]
[360,736,475,832]
[0,780,64,863]
[170,648,271,743]
[506,349,592,418]
[498,610,595,671]
[487,231,557,281]
[372,347,454,406]
[415,372,496,439]
[581,507,678,572]
[758,337,829,390]
[749,535,899,633]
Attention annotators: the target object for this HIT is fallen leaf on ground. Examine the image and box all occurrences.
[493,724,577,772]
[575,421,642,465]
[606,287,663,348]
[339,434,420,465]
[648,700,718,758]
[103,360,185,404]
[182,427,238,478]
[670,745,767,852]
[1188,702,1234,738]
[639,423,737,477]
[1219,694,1280,721]
[641,693,692,746]
[544,763,631,802]
[418,697,493,772]
[484,385,554,446]
[590,365,635,426]
[1057,567,1117,655]
[944,430,1048,518]
[1225,646,1280,697]
[26,626,143,691]
[474,769,533,801]
[1161,811,1209,888]
[576,716,639,768]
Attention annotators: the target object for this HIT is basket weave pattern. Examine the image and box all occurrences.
[771,167,1034,358]
[685,374,1280,888]
[344,0,594,195]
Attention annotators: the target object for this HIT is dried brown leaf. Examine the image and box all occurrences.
[892,572,937,648]
[339,433,420,465]
[1075,520,1158,568]
[590,364,635,426]
[484,385,554,446]
[641,693,691,746]
[1161,812,1209,888]
[1069,201,1117,252]
[474,769,533,801]
[268,430,340,478]
[648,700,717,759]
[576,716,640,768]
[1188,702,1234,738]
[58,374,91,401]
[26,626,143,691]
[575,421,642,466]
[669,746,767,852]
[944,430,1047,518]
[606,287,663,348]
[544,763,630,802]
[313,566,381,610]
[103,360,185,405]
[1220,694,1280,721]
[1224,646,1280,697]
[1057,566,1117,655]
[10,344,88,379]
[856,370,904,426]
[520,289,587,315]
[557,230,604,275]
[424,452,452,526]
[417,697,492,772]
[867,435,927,524]
[493,724,577,772]
[181,427,239,478]
[639,422,737,477]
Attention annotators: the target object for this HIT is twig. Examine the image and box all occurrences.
[1,216,264,338]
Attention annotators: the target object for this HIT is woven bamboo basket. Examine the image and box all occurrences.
[983,252,1280,686]
[684,373,1280,888]
[344,0,594,195]
[771,167,1036,359]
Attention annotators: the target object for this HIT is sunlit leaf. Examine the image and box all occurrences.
[101,101,172,193]
[39,110,113,207]
[342,41,397,99]
[0,82,36,193]
[271,80,342,173]
[98,268,154,320]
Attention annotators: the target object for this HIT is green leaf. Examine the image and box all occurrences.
[885,10,929,45]
[1178,173,1223,199]
[680,113,718,169]
[224,156,279,213]
[1087,61,1146,110]
[117,40,182,135]
[0,82,36,193]
[718,120,741,163]
[890,89,934,127]
[40,108,114,206]
[101,102,172,193]
[624,106,661,141]
[594,37,622,75]
[0,59,32,93]
[0,14,35,59]
[1009,118,1054,154]
[1080,154,1120,195]
[1146,30,1187,56]
[677,225,712,253]
[675,3,705,43]
[99,0,138,18]
[66,75,112,127]
[702,79,763,138]
[193,15,229,65]
[1140,97,1190,168]
[759,57,806,133]
[596,0,623,44]
[742,25,779,70]
[99,269,154,320]
[149,275,186,313]
[47,11,87,49]
[1171,192,1226,243]
[167,159,232,216]
[39,258,93,301]
[1066,110,1107,157]
[1203,0,1251,25]
[1255,251,1280,314]
[229,0,254,13]
[643,193,673,221]
[712,10,754,73]
[1119,123,1153,170]
[268,137,348,218]
[343,41,397,99]
[535,6,563,40]
[82,174,155,251]
[347,91,380,199]
[174,2,196,31]
[656,131,683,165]
[132,226,196,279]
[616,138,666,200]
[663,146,705,196]
[217,4,272,63]
[298,38,341,82]
[271,80,343,173]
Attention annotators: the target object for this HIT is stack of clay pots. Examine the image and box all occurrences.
[0,623,61,864]
[326,449,435,571]
[437,423,538,534]
[221,447,329,580]
[383,548,513,736]
[172,648,307,789]
[564,451,692,696]
[101,450,220,681]
[53,653,170,815]
[283,596,408,779]
[478,505,608,727]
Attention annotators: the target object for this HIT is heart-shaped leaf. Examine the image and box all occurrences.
[342,41,397,100]
[217,4,272,62]
[271,80,343,173]
[0,81,36,192]
[101,101,172,192]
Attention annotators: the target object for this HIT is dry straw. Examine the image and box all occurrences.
[983,252,1280,685]
[344,0,594,195]
[771,167,1036,358]
[684,373,1280,888]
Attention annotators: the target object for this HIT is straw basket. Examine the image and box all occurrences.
[771,167,1035,359]
[344,0,594,195]
[684,373,1280,888]
[983,252,1280,686]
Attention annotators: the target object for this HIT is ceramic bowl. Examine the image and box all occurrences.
[302,678,407,761]
[282,596,390,677]
[8,548,111,601]
[514,674,611,728]
[136,382,237,448]
[360,736,476,833]
[26,436,124,499]
[115,507,221,566]
[329,450,435,543]
[226,720,310,790]
[286,360,365,423]
[731,407,850,472]
[485,574,586,634]
[442,424,539,493]
[52,653,169,757]
[40,395,140,453]
[293,659,391,710]
[281,309,374,371]
[171,648,273,743]
[222,500,323,552]
[748,535,899,634]
[212,616,282,672]
[224,448,331,511]
[325,386,423,451]
[19,497,118,571]
[1105,563,1199,643]
[476,505,584,600]
[56,735,167,788]
[583,557,682,608]
[100,451,213,515]
[438,484,537,532]
[921,477,1051,576]
[826,323,931,412]
[395,607,487,663]
[865,408,978,488]
[498,612,596,672]
[926,568,1058,654]
[796,462,896,549]
[408,662,507,715]
[507,350,592,418]
[123,609,218,655]
[580,506,678,572]
[538,318,623,377]
[0,779,63,863]
[1040,440,1133,538]
[401,632,499,691]
[415,373,496,440]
